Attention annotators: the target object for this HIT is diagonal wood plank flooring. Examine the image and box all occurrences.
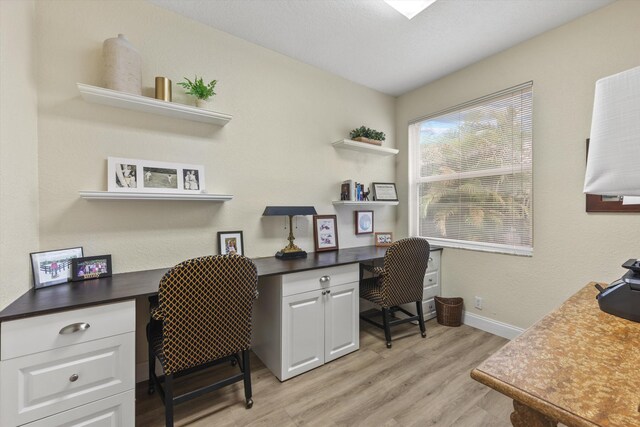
[136,319,515,426]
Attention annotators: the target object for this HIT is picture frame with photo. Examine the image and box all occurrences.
[108,157,205,194]
[375,232,393,247]
[72,255,112,281]
[30,247,84,289]
[355,210,374,235]
[218,231,244,256]
[313,215,339,252]
[372,182,398,202]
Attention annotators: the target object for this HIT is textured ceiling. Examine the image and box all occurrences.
[148,0,614,96]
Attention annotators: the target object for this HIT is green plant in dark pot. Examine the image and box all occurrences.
[177,76,217,107]
[350,126,386,143]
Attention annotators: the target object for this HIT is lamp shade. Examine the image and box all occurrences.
[584,65,640,196]
[262,206,317,216]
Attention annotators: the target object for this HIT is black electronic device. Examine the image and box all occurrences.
[595,259,640,322]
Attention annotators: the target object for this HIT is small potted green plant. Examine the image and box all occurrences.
[177,76,217,108]
[349,126,386,146]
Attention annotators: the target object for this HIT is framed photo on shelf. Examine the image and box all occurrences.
[313,215,339,252]
[218,231,244,256]
[72,255,112,281]
[375,232,393,247]
[355,210,374,235]
[108,157,205,194]
[372,182,398,201]
[30,246,84,289]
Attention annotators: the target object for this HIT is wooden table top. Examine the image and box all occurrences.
[471,283,640,427]
[0,245,442,322]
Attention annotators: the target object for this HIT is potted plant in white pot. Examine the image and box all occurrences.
[349,126,386,146]
[177,76,217,108]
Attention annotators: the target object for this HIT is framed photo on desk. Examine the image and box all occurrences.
[30,247,84,289]
[313,215,339,252]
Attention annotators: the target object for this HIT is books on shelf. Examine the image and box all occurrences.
[340,180,370,201]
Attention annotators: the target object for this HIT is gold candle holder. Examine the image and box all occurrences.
[155,77,172,101]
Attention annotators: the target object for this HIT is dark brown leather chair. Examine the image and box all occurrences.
[147,255,258,427]
[359,237,431,348]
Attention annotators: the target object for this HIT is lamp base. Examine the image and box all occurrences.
[275,250,307,260]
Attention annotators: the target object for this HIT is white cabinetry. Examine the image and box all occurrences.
[253,264,359,381]
[0,301,135,426]
[400,250,441,319]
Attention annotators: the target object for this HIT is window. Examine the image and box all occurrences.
[409,82,533,255]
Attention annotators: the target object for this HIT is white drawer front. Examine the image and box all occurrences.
[1,332,134,426]
[426,251,440,273]
[423,271,438,288]
[1,301,135,360]
[22,390,134,427]
[282,264,358,297]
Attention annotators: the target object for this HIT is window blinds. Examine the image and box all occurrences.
[409,82,533,255]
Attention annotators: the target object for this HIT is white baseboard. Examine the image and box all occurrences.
[462,311,524,340]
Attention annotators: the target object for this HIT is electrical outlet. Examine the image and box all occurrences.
[474,296,483,310]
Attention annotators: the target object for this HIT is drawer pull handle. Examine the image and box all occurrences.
[429,279,433,282]
[69,374,79,382]
[59,322,91,335]
[319,276,330,284]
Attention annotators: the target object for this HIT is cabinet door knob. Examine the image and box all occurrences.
[326,290,331,294]
[429,257,433,262]
[69,374,79,382]
[319,276,330,285]
[428,278,433,282]
[322,291,327,295]
[59,322,91,335]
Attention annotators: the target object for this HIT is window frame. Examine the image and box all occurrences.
[408,82,533,256]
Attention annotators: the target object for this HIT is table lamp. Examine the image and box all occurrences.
[584,64,640,323]
[263,206,318,259]
[584,65,640,196]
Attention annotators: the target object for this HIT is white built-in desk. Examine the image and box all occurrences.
[0,245,442,425]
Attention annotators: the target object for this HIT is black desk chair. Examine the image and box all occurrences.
[359,237,431,348]
[147,255,258,427]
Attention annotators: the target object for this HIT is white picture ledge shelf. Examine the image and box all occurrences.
[332,139,399,156]
[332,200,399,206]
[79,191,233,201]
[77,83,232,126]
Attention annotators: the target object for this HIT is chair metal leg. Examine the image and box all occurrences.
[165,374,174,427]
[416,301,427,338]
[382,307,392,348]
[242,349,253,409]
[146,324,155,395]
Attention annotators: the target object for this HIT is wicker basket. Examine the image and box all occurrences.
[434,296,463,327]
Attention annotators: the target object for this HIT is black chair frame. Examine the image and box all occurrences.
[146,320,253,427]
[359,262,427,348]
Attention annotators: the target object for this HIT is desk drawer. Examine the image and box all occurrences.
[426,251,440,273]
[23,390,134,427]
[0,332,134,426]
[1,301,135,360]
[282,264,358,297]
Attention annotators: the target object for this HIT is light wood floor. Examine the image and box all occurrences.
[136,319,514,426]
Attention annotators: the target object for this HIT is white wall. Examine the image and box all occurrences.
[396,0,640,328]
[0,0,40,310]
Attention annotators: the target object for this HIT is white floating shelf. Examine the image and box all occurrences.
[332,200,399,206]
[79,191,233,201]
[332,139,398,156]
[77,83,232,126]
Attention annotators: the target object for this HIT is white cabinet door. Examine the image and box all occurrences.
[324,282,359,363]
[282,290,325,380]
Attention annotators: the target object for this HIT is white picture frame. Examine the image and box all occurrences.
[108,157,205,194]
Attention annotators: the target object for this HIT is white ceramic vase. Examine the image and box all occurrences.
[103,34,141,95]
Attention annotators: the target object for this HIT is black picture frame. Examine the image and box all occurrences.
[218,231,244,255]
[30,246,84,289]
[71,255,112,281]
[372,182,398,201]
